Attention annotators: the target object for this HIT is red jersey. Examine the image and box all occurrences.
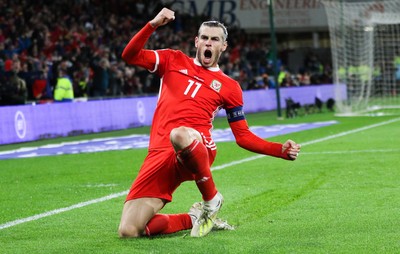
[147,49,242,150]
[122,23,289,160]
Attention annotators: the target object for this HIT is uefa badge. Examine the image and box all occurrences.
[210,80,222,92]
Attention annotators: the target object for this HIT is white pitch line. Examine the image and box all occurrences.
[213,117,400,171]
[0,191,128,230]
[1,117,399,230]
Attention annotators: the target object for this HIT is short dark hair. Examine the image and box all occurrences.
[199,21,228,41]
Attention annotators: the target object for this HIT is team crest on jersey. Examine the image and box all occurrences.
[210,80,222,92]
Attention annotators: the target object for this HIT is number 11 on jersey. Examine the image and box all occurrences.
[184,79,202,98]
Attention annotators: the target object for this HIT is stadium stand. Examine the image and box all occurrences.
[0,0,332,106]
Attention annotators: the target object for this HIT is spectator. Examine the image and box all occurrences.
[280,71,295,87]
[108,62,124,97]
[73,62,90,98]
[262,73,275,89]
[277,66,285,85]
[123,67,143,96]
[297,71,311,86]
[90,57,110,97]
[0,59,27,105]
[18,61,34,99]
[248,75,267,90]
[53,63,74,102]
[3,53,18,72]
[32,63,53,101]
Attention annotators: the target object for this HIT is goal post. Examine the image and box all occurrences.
[322,0,400,116]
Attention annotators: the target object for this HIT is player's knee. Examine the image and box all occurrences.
[118,224,142,238]
[170,127,191,149]
[170,126,187,141]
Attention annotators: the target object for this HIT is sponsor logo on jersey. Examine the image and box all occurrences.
[194,76,204,82]
[210,80,222,92]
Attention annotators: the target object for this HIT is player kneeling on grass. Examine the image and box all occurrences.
[118,7,301,238]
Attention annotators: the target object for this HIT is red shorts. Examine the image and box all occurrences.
[125,146,216,203]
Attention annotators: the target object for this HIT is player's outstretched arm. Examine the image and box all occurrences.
[229,120,301,160]
[149,8,175,28]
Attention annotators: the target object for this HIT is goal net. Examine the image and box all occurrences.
[322,0,400,116]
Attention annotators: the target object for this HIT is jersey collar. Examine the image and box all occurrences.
[194,58,220,72]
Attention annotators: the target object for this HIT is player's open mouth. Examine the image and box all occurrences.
[204,49,212,63]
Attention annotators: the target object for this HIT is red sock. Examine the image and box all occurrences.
[177,139,217,201]
[145,214,192,236]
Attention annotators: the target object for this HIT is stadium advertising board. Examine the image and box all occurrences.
[164,0,328,31]
[0,85,345,145]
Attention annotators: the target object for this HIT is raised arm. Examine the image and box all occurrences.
[149,7,175,28]
[121,8,175,67]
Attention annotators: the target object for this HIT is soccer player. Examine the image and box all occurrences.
[118,8,301,238]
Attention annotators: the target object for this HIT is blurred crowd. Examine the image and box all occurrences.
[0,0,332,106]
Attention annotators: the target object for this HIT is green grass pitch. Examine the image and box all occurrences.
[1,111,399,253]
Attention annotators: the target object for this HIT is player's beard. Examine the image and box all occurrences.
[198,49,219,68]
